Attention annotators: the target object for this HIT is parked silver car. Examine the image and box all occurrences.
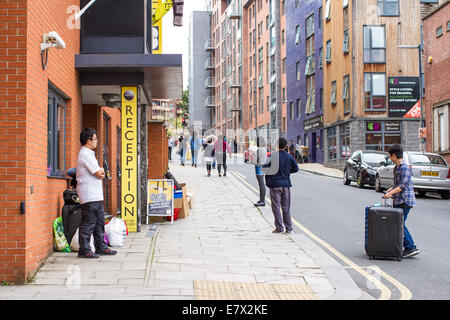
[375,152,450,199]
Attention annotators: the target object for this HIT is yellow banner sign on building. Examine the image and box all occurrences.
[152,0,162,54]
[121,87,138,232]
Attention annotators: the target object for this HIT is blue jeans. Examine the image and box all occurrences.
[180,149,185,164]
[395,205,416,250]
[192,149,199,165]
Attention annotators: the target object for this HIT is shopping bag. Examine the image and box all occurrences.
[70,228,95,252]
[186,148,192,160]
[105,217,125,247]
[53,217,71,252]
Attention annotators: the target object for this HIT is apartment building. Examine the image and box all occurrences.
[243,0,287,144]
[188,11,212,131]
[423,1,450,164]
[206,0,242,137]
[321,0,442,169]
[286,0,324,163]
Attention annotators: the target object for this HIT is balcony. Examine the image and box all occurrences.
[205,96,216,108]
[228,5,241,20]
[231,76,241,88]
[230,105,242,112]
[205,77,215,88]
[204,40,214,52]
[205,58,215,70]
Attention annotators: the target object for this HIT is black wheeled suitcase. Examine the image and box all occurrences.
[61,204,82,245]
[365,198,404,261]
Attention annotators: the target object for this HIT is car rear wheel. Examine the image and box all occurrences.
[417,190,427,198]
[357,172,364,188]
[375,175,383,193]
[343,169,351,185]
[440,191,450,200]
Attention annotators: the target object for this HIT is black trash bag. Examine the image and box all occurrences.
[165,171,181,190]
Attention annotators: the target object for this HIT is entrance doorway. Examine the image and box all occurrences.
[311,132,317,163]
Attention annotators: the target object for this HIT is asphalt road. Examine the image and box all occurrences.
[224,158,450,300]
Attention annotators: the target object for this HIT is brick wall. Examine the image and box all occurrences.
[147,121,169,179]
[0,0,28,283]
[423,2,450,163]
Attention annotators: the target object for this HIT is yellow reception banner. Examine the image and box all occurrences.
[121,87,138,232]
[152,0,162,54]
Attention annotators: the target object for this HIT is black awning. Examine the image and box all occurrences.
[75,53,183,102]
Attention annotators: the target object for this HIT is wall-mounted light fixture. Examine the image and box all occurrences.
[41,31,66,70]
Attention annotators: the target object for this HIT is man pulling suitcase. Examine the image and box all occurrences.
[382,144,420,259]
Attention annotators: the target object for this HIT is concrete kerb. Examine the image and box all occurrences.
[226,172,362,300]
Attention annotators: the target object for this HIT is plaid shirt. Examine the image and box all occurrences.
[393,161,416,207]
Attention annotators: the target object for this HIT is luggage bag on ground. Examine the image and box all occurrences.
[365,198,404,261]
[62,203,82,245]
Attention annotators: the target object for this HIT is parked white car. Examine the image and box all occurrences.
[375,152,450,199]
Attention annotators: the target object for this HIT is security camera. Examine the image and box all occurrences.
[41,31,66,51]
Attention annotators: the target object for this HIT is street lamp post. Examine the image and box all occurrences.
[398,44,425,151]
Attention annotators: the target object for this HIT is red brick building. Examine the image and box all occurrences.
[423,0,450,164]
[0,0,181,283]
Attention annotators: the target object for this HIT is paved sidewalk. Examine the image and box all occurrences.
[0,162,356,300]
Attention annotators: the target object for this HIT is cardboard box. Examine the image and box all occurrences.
[178,183,190,219]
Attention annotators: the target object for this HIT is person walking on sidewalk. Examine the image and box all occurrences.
[203,136,215,177]
[214,135,232,177]
[76,128,117,258]
[262,137,299,234]
[189,130,202,167]
[178,135,186,166]
[382,144,420,259]
[252,136,268,207]
[168,136,174,161]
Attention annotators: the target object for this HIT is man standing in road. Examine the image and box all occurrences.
[383,144,420,259]
[263,137,299,234]
[76,128,117,258]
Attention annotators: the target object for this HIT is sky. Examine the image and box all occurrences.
[162,0,208,90]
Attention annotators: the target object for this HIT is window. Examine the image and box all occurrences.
[447,21,450,32]
[363,26,386,63]
[436,25,443,38]
[343,29,349,53]
[296,98,301,118]
[365,121,401,152]
[327,127,337,160]
[377,0,399,16]
[290,102,294,120]
[305,55,315,76]
[364,73,386,110]
[306,75,315,114]
[326,40,332,63]
[47,88,66,177]
[330,81,337,105]
[433,105,449,152]
[282,57,286,74]
[319,47,323,69]
[306,14,314,38]
[342,75,350,114]
[295,25,301,44]
[340,123,351,159]
[325,0,331,21]
[296,62,301,81]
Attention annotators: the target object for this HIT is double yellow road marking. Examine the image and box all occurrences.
[229,170,412,300]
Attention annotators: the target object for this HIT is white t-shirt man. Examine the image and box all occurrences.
[76,146,104,204]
